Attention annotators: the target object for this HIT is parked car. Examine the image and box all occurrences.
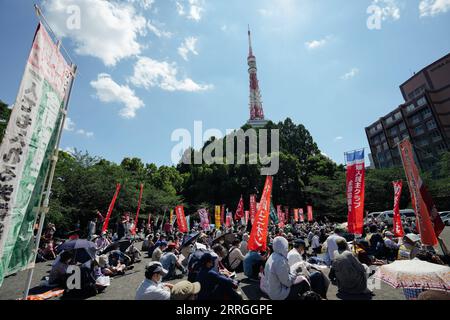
[400,209,416,220]
[366,212,382,223]
[439,211,450,226]
[377,211,394,225]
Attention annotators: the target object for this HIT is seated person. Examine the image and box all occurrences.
[49,250,74,287]
[135,262,173,300]
[227,239,245,272]
[160,242,186,280]
[212,244,232,277]
[287,239,306,267]
[151,241,167,262]
[98,254,126,276]
[196,253,242,300]
[170,280,201,300]
[243,250,266,281]
[329,238,372,296]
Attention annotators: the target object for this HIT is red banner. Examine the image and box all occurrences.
[198,208,210,230]
[399,140,444,245]
[131,183,144,235]
[299,208,304,222]
[175,205,188,233]
[277,205,284,228]
[226,212,232,228]
[307,206,313,222]
[294,208,299,222]
[235,196,244,221]
[284,207,289,224]
[101,183,121,234]
[392,181,404,238]
[248,176,273,252]
[245,210,249,225]
[250,195,257,225]
[345,149,365,234]
[220,205,225,226]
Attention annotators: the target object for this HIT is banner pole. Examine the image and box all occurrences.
[23,64,77,299]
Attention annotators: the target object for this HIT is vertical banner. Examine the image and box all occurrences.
[250,195,257,225]
[198,208,210,231]
[147,213,152,229]
[244,210,249,225]
[299,208,304,222]
[392,180,404,238]
[0,23,75,284]
[399,140,443,245]
[220,205,225,226]
[235,196,244,221]
[277,205,284,228]
[345,149,365,234]
[225,212,232,228]
[307,206,314,222]
[131,183,144,235]
[284,207,289,224]
[169,209,174,225]
[269,201,279,225]
[248,176,273,252]
[294,209,299,222]
[215,205,221,229]
[175,205,188,233]
[186,215,190,231]
[101,183,122,234]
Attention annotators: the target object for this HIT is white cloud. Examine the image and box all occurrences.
[62,146,75,154]
[371,0,401,21]
[341,68,360,80]
[42,0,147,66]
[76,129,94,138]
[126,0,154,10]
[178,37,199,61]
[129,57,213,92]
[258,9,274,17]
[221,25,227,32]
[147,20,172,38]
[91,73,145,119]
[305,36,332,50]
[176,0,205,21]
[419,0,450,17]
[334,136,344,142]
[64,117,75,131]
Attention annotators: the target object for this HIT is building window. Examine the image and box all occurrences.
[411,114,421,125]
[414,125,425,136]
[406,104,415,113]
[401,132,409,140]
[417,137,428,147]
[383,142,389,150]
[437,143,447,152]
[417,97,427,107]
[422,108,432,119]
[431,130,442,142]
[389,126,398,136]
[372,135,380,144]
[393,136,400,145]
[399,122,406,131]
[426,119,437,130]
[376,145,382,153]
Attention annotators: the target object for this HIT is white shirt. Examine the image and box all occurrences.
[311,235,321,249]
[326,234,345,262]
[228,246,245,270]
[240,241,248,256]
[287,248,303,267]
[135,279,170,300]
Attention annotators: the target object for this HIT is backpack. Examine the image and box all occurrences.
[222,247,237,270]
[187,248,210,282]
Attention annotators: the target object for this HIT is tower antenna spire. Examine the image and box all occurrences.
[248,24,253,57]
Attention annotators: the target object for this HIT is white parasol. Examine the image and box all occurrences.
[374,259,450,291]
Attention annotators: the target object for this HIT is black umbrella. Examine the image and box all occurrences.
[180,232,201,249]
[101,239,132,255]
[212,231,236,245]
[56,239,96,264]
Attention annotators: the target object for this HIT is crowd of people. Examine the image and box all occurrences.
[36,211,449,300]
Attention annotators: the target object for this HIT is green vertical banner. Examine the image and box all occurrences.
[269,201,279,225]
[0,23,75,286]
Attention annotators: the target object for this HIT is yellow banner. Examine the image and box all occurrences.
[215,205,221,229]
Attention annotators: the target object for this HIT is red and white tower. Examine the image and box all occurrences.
[247,26,268,128]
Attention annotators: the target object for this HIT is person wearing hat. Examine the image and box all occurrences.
[324,227,346,266]
[135,262,173,300]
[160,242,186,280]
[287,239,306,267]
[196,252,241,300]
[170,280,201,300]
[398,234,421,260]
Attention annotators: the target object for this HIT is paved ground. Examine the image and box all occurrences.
[1,227,449,300]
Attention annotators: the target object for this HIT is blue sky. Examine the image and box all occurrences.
[1,0,449,166]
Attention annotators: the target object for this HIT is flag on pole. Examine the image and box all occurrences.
[399,139,444,245]
[186,215,190,231]
[225,212,232,228]
[276,205,284,228]
[101,183,122,234]
[345,149,365,234]
[0,22,75,284]
[169,209,174,225]
[269,201,279,225]
[392,180,404,238]
[244,210,249,225]
[307,206,314,222]
[299,208,304,222]
[248,176,273,252]
[220,205,225,226]
[215,205,221,229]
[294,209,299,222]
[175,205,188,233]
[198,208,210,231]
[235,196,244,221]
[131,184,144,235]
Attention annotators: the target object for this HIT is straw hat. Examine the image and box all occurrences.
[171,281,201,300]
